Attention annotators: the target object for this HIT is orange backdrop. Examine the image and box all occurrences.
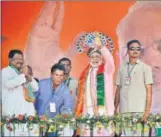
[1,1,135,78]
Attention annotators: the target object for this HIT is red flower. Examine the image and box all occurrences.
[6,124,13,131]
[17,114,23,121]
[40,115,47,121]
[61,114,69,118]
[40,125,45,129]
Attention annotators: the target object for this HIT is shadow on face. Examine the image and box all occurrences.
[51,69,65,86]
[59,60,71,75]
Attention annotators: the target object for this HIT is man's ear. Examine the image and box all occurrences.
[9,58,12,63]
[70,65,72,69]
[127,49,129,55]
[140,48,145,58]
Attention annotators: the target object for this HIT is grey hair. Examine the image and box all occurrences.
[87,48,102,57]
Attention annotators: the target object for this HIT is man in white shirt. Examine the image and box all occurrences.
[2,49,39,136]
[115,40,153,136]
[75,34,115,136]
[58,58,78,109]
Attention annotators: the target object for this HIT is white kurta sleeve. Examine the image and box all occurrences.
[100,46,115,73]
[2,69,26,90]
[27,78,39,92]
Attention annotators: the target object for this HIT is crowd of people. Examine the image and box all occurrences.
[2,39,159,136]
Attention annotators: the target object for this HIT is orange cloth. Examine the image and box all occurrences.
[74,65,90,117]
[23,87,35,103]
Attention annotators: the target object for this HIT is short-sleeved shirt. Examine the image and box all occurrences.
[115,59,153,113]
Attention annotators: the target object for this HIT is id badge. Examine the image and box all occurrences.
[125,77,131,85]
[50,102,56,112]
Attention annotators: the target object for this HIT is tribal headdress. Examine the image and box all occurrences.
[74,32,114,53]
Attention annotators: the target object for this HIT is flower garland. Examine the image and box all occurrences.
[1,113,161,135]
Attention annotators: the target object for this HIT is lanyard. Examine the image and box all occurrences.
[65,77,71,87]
[127,63,136,77]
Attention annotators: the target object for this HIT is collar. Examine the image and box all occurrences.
[66,76,72,81]
[9,64,20,74]
[64,76,72,87]
[64,76,72,83]
[126,59,141,65]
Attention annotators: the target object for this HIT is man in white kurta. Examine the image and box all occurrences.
[2,49,39,136]
[75,45,115,136]
[2,66,38,116]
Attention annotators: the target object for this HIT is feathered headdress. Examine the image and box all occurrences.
[74,31,114,53]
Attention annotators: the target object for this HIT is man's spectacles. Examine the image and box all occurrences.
[129,47,141,51]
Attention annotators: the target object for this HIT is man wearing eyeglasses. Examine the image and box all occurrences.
[114,40,153,136]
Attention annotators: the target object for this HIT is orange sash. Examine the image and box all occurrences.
[23,86,35,103]
[74,65,90,117]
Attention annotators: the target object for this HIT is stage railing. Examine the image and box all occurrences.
[1,113,161,136]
